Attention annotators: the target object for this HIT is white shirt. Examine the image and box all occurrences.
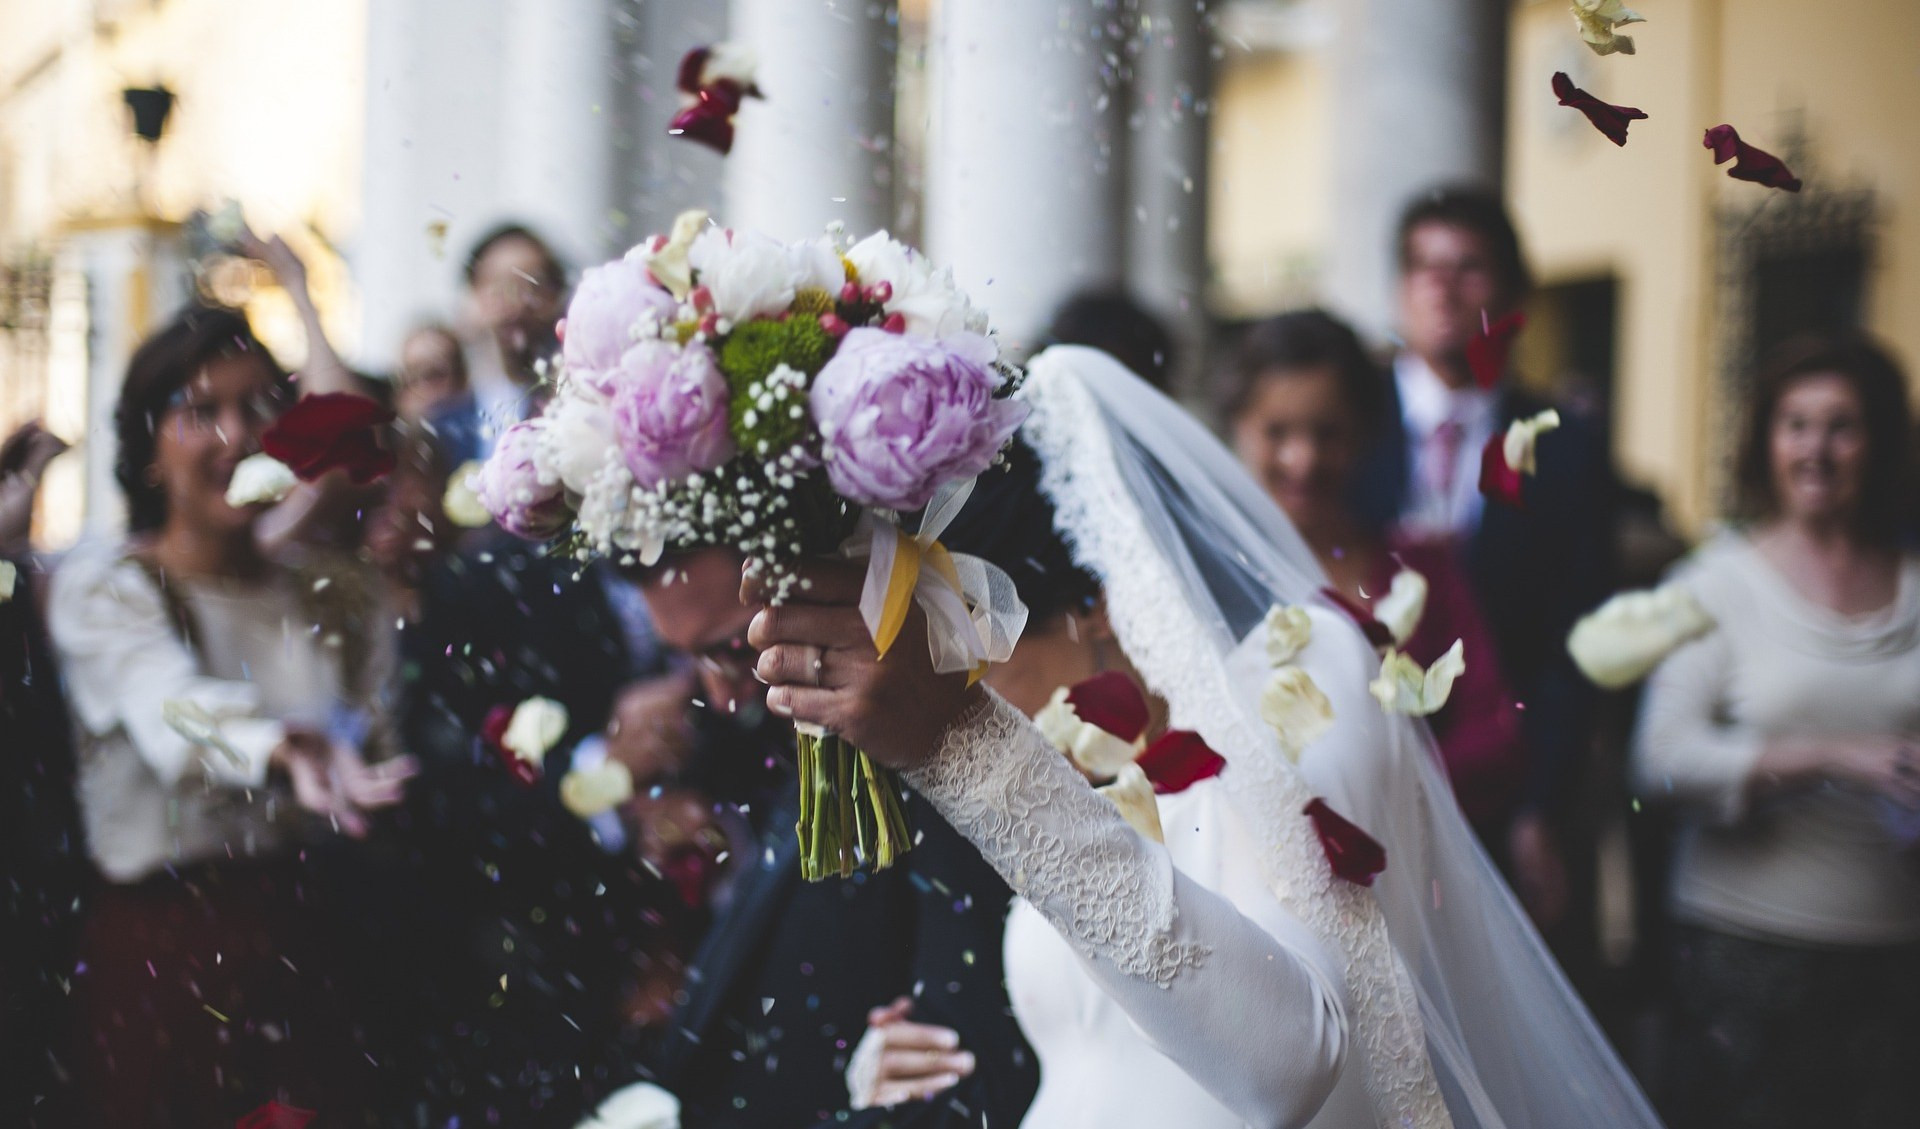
[1393,353,1497,540]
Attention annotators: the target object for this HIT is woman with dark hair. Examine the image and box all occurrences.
[1226,310,1525,841]
[1634,335,1920,1129]
[46,304,414,1125]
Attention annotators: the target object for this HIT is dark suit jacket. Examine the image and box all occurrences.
[654,787,1037,1129]
[1354,377,1618,818]
[349,533,677,1126]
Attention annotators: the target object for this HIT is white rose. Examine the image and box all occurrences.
[537,386,621,495]
[1568,583,1715,689]
[1259,665,1334,760]
[688,226,795,324]
[561,759,635,818]
[575,1080,680,1129]
[1372,568,1429,646]
[844,231,986,338]
[224,453,297,507]
[502,696,570,766]
[1503,409,1561,476]
[1262,604,1314,666]
[787,233,848,297]
[1096,763,1164,843]
[1369,640,1466,717]
[442,461,493,528]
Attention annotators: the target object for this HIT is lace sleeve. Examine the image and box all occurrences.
[905,690,1351,1128]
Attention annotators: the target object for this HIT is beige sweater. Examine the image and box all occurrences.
[48,541,390,883]
[1634,533,1920,946]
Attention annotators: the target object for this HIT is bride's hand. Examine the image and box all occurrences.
[744,558,982,771]
[846,996,976,1110]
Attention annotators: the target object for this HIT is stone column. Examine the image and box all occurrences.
[725,0,896,240]
[497,0,620,267]
[1127,0,1215,393]
[925,0,1130,352]
[1325,0,1508,339]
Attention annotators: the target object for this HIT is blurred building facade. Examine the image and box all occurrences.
[1,0,1913,545]
[1212,0,1920,532]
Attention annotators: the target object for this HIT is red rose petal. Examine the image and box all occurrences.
[1066,671,1150,744]
[1464,310,1525,391]
[1317,587,1394,650]
[1551,72,1647,147]
[1703,124,1803,192]
[481,704,540,788]
[1477,431,1525,510]
[675,47,709,95]
[1135,730,1226,794]
[1304,798,1386,887]
[669,97,739,155]
[261,392,396,484]
[237,1100,318,1129]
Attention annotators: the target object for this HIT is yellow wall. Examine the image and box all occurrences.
[1208,46,1330,318]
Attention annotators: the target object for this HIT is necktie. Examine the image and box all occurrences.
[1425,418,1466,513]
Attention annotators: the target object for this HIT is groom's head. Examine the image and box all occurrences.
[636,547,763,716]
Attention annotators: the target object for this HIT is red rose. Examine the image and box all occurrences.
[1304,798,1386,887]
[1551,72,1647,147]
[1464,310,1525,391]
[237,1101,318,1129]
[1703,125,1803,192]
[1134,730,1226,794]
[261,392,396,484]
[481,704,540,788]
[1066,670,1150,743]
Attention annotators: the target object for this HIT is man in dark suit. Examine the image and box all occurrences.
[1353,186,1617,945]
[632,548,1038,1129]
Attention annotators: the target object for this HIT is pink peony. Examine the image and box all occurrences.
[607,340,736,489]
[810,328,1026,511]
[563,254,680,376]
[477,420,570,539]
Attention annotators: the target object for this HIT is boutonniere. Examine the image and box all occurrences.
[1479,408,1560,510]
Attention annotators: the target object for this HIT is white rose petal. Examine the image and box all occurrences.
[1502,409,1562,477]
[646,209,708,301]
[160,699,246,768]
[699,42,758,90]
[442,461,493,528]
[503,696,570,766]
[224,453,298,507]
[787,233,847,296]
[1259,665,1334,761]
[1262,604,1314,666]
[1034,688,1142,776]
[1568,583,1716,689]
[575,1080,681,1129]
[0,559,15,603]
[1369,640,1466,717]
[1097,763,1164,844]
[561,759,635,818]
[1373,568,1429,646]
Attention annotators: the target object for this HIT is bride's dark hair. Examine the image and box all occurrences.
[940,435,1098,625]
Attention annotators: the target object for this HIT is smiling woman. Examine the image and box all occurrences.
[45,304,416,1126]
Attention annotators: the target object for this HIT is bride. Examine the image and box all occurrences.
[747,346,1661,1128]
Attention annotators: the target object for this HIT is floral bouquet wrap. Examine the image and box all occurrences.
[477,210,1030,879]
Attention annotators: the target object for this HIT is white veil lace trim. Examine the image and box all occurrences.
[1020,350,1450,1129]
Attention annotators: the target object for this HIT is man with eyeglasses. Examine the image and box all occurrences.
[630,547,1038,1129]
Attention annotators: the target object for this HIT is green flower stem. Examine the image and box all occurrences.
[794,730,912,881]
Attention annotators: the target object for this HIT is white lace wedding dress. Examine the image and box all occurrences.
[892,348,1664,1129]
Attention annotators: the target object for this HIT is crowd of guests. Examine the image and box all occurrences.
[2,185,1915,1129]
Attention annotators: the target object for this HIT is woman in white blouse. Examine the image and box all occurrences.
[1635,336,1920,1129]
[48,305,413,1125]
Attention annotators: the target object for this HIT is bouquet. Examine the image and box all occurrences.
[477,210,1029,879]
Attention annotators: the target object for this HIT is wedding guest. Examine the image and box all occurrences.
[394,323,468,423]
[1228,310,1525,838]
[1634,335,1920,1129]
[1352,185,1617,932]
[631,548,1037,1129]
[46,304,414,1125]
[1045,289,1177,392]
[430,224,567,464]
